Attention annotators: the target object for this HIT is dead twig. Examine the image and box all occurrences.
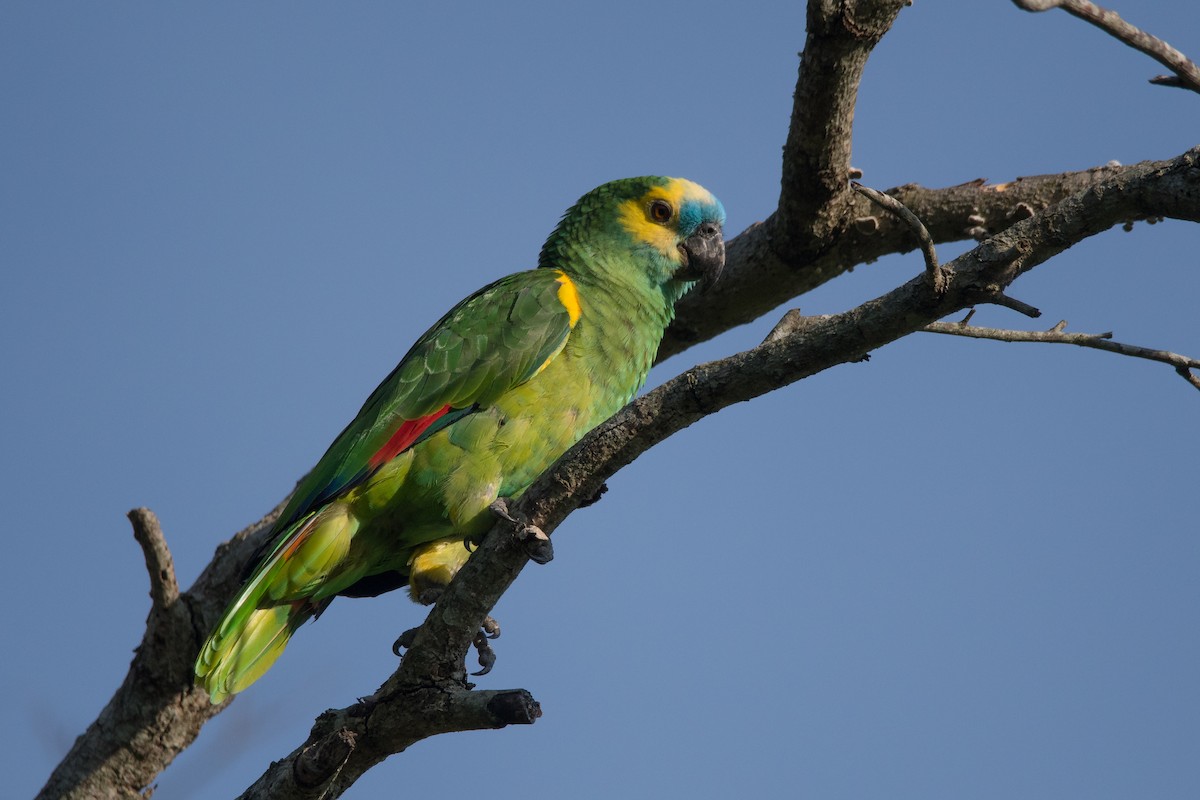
[851,182,946,292]
[1013,0,1200,94]
[985,292,1042,318]
[128,507,179,609]
[925,318,1200,393]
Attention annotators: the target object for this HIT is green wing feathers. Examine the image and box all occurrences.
[271,270,577,535]
[196,270,576,701]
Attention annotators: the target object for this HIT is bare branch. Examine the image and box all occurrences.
[985,293,1043,318]
[925,319,1200,392]
[662,161,1145,362]
[128,507,179,610]
[778,1,909,248]
[1177,366,1200,391]
[660,1,909,361]
[655,0,1191,360]
[36,505,285,800]
[851,182,944,292]
[236,688,540,800]
[1013,0,1200,94]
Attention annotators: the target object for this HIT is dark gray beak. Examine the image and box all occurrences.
[677,221,725,291]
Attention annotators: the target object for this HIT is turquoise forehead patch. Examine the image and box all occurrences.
[677,195,726,235]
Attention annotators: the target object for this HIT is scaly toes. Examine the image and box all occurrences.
[398,616,502,674]
[489,498,553,564]
[472,627,497,676]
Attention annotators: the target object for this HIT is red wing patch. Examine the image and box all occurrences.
[367,405,453,469]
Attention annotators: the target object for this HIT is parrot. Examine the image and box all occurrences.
[195,176,726,702]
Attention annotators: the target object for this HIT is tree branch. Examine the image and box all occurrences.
[128,508,179,610]
[659,0,1198,361]
[851,182,944,292]
[236,688,541,800]
[1013,0,1200,94]
[925,318,1200,392]
[36,504,287,800]
[662,159,1150,361]
[662,0,910,357]
[778,0,909,247]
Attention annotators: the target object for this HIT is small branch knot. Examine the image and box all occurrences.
[853,215,879,234]
[1009,202,1035,221]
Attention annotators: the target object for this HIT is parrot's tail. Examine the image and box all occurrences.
[195,507,355,702]
[195,600,319,703]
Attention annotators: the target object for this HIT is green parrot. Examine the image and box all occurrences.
[195,176,726,702]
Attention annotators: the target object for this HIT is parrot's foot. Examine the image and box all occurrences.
[471,615,501,676]
[392,614,502,676]
[415,587,444,606]
[489,498,554,564]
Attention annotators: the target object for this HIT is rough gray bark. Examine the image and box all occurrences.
[38,1,1199,798]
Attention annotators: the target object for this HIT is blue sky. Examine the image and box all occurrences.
[4,2,1198,798]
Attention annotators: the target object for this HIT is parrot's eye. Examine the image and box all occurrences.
[649,199,673,224]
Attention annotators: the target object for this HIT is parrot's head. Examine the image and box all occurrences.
[540,176,726,296]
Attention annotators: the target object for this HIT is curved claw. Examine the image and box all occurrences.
[472,628,497,676]
[392,626,419,658]
[525,533,554,565]
[472,652,495,676]
[482,615,501,640]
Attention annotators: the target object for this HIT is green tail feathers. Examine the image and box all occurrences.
[196,509,353,702]
[195,602,316,703]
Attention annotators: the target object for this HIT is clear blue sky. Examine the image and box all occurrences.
[4,2,1198,798]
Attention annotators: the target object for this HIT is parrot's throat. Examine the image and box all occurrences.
[572,272,681,406]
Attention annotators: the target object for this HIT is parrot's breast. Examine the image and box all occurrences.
[342,275,671,583]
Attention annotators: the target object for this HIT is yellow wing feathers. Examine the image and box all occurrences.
[554,271,582,327]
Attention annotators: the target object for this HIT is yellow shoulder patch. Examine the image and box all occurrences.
[615,177,714,261]
[554,271,582,327]
[524,272,579,381]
